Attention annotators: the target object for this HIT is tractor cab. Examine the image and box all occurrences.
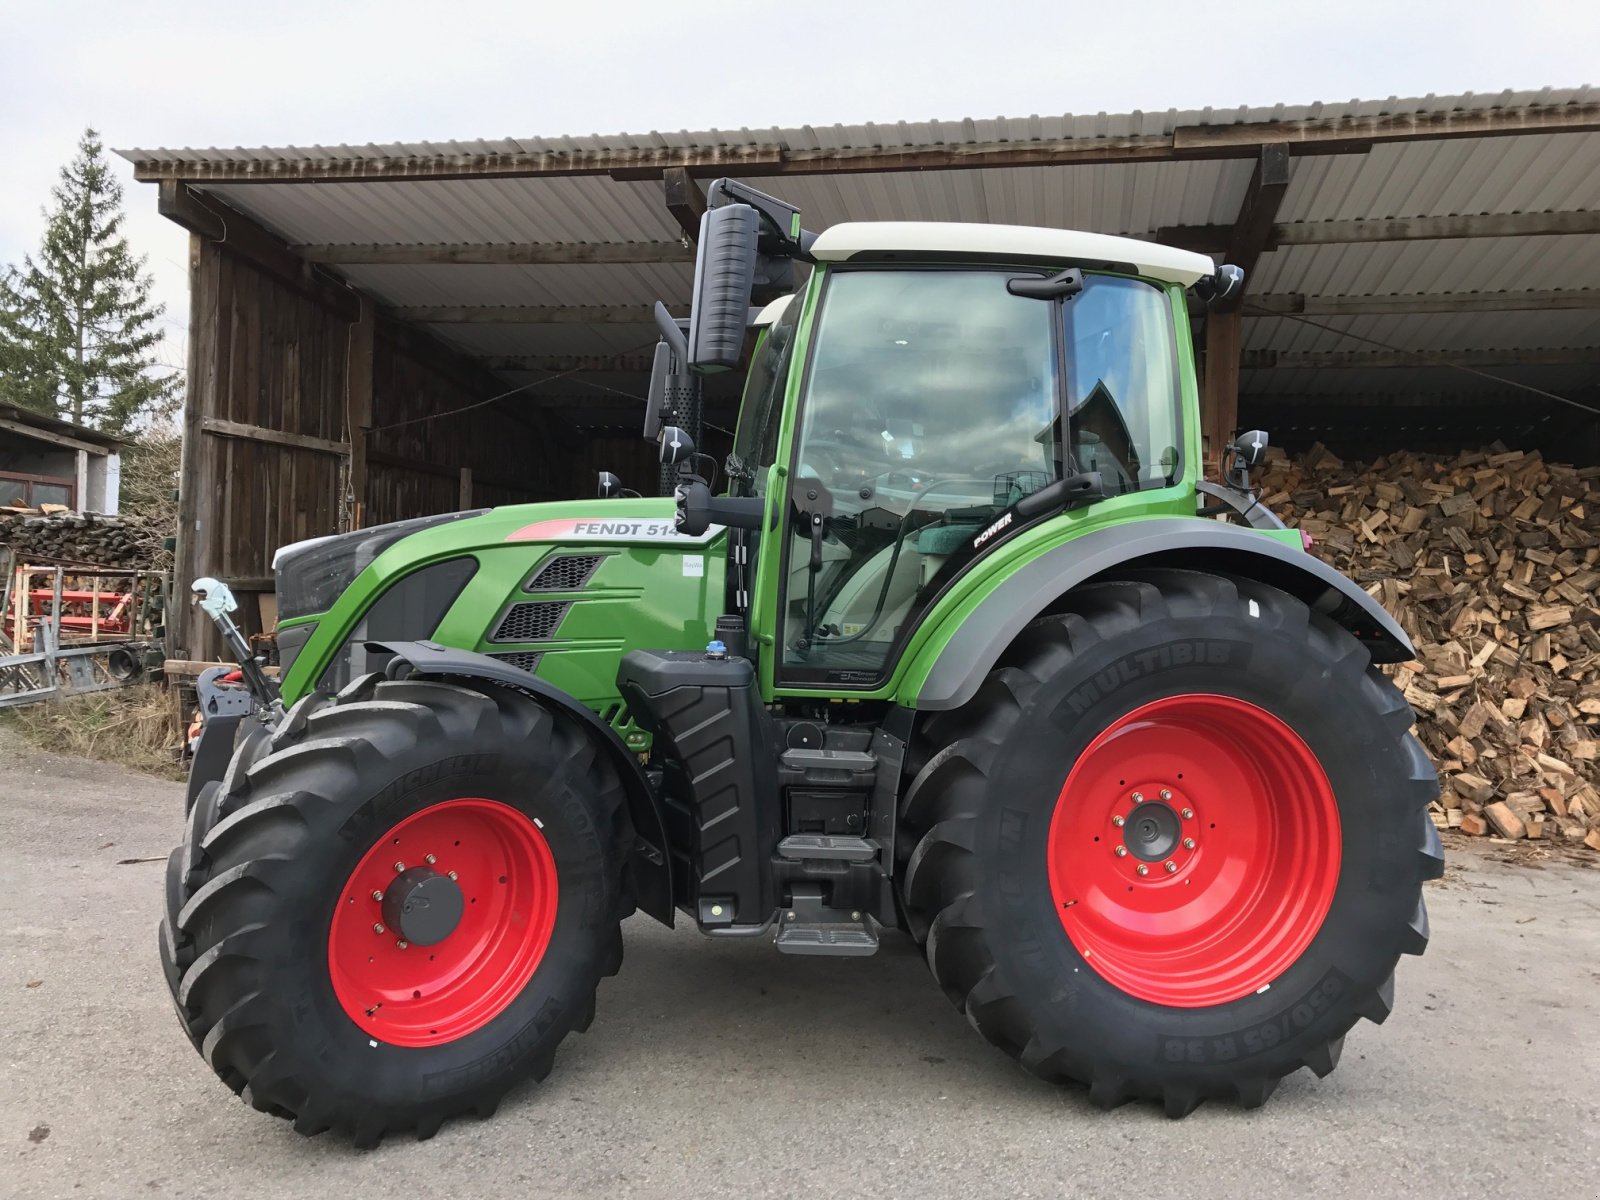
[653,184,1213,691]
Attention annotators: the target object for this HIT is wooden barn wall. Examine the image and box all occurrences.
[175,241,584,660]
[364,323,573,526]
[174,239,348,658]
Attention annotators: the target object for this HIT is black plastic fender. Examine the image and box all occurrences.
[915,517,1415,712]
[368,639,674,926]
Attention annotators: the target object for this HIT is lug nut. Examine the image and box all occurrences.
[1159,789,1172,801]
[1181,808,1194,820]
[1136,864,1149,876]
[425,854,437,865]
[1183,837,1196,850]
[1114,845,1128,857]
[393,861,405,872]
[371,889,384,902]
[1164,860,1178,873]
[373,923,385,934]
[396,940,409,950]
[1112,815,1125,827]
[447,870,458,881]
[1131,791,1144,803]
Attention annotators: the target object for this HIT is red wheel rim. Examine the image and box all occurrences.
[328,798,558,1046]
[1046,694,1340,1008]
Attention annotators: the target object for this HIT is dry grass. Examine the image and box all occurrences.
[0,683,186,780]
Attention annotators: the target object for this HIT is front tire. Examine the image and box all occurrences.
[898,568,1442,1115]
[158,676,630,1145]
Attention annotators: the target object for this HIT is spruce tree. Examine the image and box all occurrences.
[0,129,178,433]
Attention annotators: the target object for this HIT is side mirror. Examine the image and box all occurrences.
[659,425,695,466]
[686,204,760,374]
[597,470,624,498]
[643,343,670,441]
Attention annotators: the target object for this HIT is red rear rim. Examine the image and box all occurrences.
[1046,694,1340,1008]
[329,798,558,1047]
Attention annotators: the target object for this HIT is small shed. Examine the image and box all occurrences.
[0,405,122,514]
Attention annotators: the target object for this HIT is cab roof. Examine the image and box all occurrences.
[808,221,1214,287]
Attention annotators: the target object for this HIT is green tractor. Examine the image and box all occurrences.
[162,180,1440,1144]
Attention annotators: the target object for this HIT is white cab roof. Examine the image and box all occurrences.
[808,221,1214,286]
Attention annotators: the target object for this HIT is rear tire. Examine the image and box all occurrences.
[898,568,1441,1115]
[158,676,629,1145]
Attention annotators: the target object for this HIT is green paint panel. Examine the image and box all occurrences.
[278,498,724,710]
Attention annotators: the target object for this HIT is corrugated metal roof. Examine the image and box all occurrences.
[119,87,1599,170]
[118,88,1600,422]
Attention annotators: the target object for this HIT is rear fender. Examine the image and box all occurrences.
[912,517,1413,712]
[369,639,673,926]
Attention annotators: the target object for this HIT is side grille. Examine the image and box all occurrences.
[525,554,604,592]
[491,601,571,643]
[491,650,543,673]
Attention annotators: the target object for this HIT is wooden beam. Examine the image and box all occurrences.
[294,240,692,265]
[200,416,351,455]
[0,416,112,456]
[1248,289,1600,316]
[393,304,685,324]
[1241,347,1598,370]
[1202,310,1242,469]
[458,467,474,510]
[129,100,1600,185]
[157,182,360,320]
[663,167,706,241]
[1159,209,1600,252]
[1219,142,1290,310]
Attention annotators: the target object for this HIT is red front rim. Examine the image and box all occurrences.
[329,798,558,1047]
[1047,694,1341,1008]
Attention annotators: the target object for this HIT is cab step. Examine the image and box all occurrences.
[776,834,878,862]
[773,884,881,957]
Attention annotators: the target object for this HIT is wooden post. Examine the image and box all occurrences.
[663,168,707,242]
[346,298,375,529]
[171,234,207,658]
[458,467,473,511]
[1202,310,1242,474]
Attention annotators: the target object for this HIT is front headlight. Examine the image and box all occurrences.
[273,510,485,621]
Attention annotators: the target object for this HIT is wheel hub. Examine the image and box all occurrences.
[381,867,464,946]
[1123,800,1181,862]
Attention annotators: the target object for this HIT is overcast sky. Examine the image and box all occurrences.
[2,0,1595,370]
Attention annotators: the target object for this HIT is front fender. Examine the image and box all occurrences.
[909,518,1413,711]
[369,639,673,927]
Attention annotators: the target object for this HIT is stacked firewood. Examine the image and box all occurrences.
[1255,444,1600,854]
[0,509,158,568]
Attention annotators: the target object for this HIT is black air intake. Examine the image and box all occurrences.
[491,601,570,643]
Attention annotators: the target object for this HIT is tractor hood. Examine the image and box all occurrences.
[270,496,729,706]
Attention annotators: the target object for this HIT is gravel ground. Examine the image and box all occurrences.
[3,727,1598,1200]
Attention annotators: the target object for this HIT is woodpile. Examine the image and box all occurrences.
[1255,444,1600,855]
[0,508,158,569]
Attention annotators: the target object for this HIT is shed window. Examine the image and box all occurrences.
[0,471,76,510]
